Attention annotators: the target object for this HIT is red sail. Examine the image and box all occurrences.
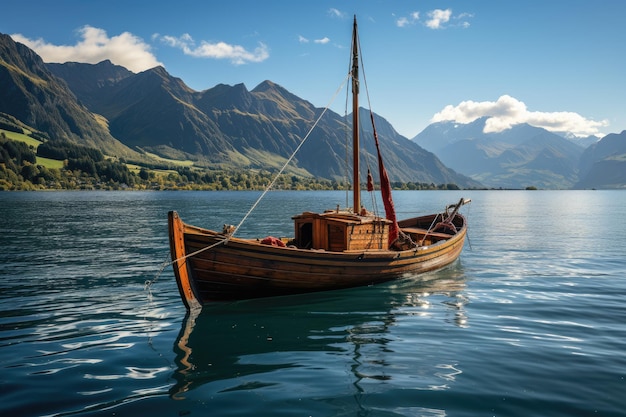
[370,113,399,245]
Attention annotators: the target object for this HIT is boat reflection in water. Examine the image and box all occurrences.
[169,265,468,403]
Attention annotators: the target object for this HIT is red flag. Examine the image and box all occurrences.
[366,169,374,192]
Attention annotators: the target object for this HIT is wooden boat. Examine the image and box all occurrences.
[168,17,470,309]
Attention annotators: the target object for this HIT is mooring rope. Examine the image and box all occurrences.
[228,73,352,239]
[147,73,353,286]
[146,234,231,291]
[145,252,171,291]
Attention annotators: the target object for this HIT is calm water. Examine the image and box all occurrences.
[1,190,625,416]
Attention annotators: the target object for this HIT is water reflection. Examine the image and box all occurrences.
[170,267,468,402]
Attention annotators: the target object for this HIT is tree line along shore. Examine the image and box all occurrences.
[1,131,462,192]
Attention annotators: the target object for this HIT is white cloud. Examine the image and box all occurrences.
[159,33,192,49]
[431,95,609,137]
[11,26,162,72]
[396,17,409,28]
[426,9,452,29]
[396,12,419,28]
[397,9,470,30]
[328,8,346,19]
[298,35,330,47]
[157,34,268,65]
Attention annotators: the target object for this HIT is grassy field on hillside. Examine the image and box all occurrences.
[1,129,65,168]
[140,150,194,167]
[36,156,64,169]
[1,129,42,148]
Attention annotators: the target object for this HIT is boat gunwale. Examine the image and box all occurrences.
[179,212,467,261]
[169,210,467,305]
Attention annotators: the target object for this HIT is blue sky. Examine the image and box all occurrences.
[3,1,625,139]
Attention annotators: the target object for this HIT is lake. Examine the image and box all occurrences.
[1,190,625,416]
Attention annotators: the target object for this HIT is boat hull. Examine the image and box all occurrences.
[168,211,467,308]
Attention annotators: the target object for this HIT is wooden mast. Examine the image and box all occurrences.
[351,16,360,214]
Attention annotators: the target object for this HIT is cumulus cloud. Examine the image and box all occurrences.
[298,35,309,43]
[431,95,609,137]
[158,34,268,65]
[397,9,470,29]
[314,37,330,44]
[425,9,452,29]
[11,26,162,72]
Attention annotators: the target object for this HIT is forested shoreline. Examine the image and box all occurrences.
[1,133,461,192]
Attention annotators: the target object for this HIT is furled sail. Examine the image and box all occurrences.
[369,112,399,245]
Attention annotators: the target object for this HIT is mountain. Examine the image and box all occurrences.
[46,58,479,187]
[0,34,135,157]
[574,130,626,189]
[47,59,133,109]
[413,118,585,189]
[1,32,479,187]
[560,133,599,149]
[8,31,625,190]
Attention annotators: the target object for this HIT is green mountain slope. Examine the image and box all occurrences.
[2,32,479,187]
[0,34,136,158]
[49,59,478,186]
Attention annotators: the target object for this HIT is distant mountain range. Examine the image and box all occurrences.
[413,118,584,189]
[413,117,626,189]
[1,32,477,187]
[575,130,626,189]
[2,31,625,189]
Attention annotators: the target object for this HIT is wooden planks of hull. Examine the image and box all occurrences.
[168,210,466,305]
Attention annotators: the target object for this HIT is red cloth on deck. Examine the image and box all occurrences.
[260,236,286,247]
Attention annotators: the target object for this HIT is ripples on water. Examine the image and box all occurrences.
[1,190,625,416]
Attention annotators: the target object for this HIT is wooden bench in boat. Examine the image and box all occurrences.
[401,227,454,240]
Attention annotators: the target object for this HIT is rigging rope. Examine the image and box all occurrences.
[356,34,383,220]
[150,72,353,278]
[227,72,351,240]
[345,32,381,218]
[344,49,352,209]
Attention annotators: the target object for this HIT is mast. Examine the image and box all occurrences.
[351,16,360,214]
